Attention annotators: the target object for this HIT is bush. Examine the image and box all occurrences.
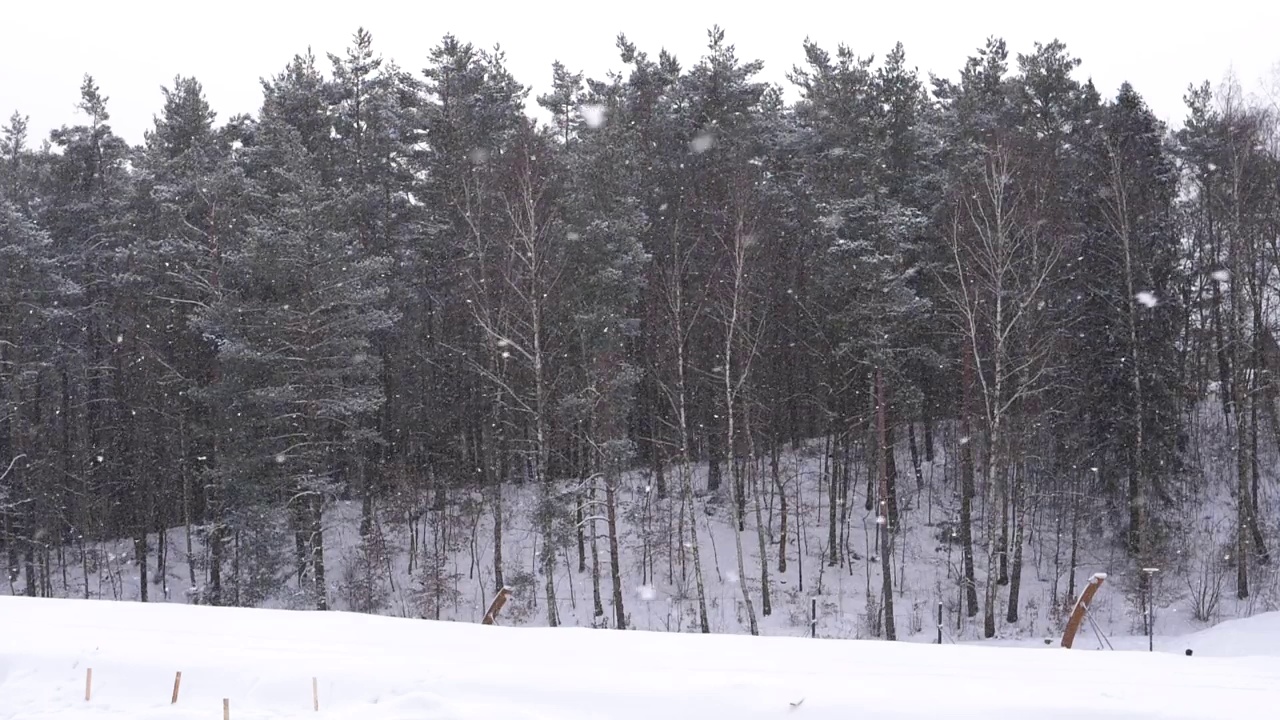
[339,528,393,615]
[409,537,462,621]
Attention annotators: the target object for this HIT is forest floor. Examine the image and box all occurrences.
[1,594,1277,719]
[5,406,1279,646]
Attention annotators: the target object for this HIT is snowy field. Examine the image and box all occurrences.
[1,595,1278,719]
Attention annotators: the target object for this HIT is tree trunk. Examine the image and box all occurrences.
[723,213,757,636]
[827,431,839,566]
[875,368,896,641]
[884,424,899,532]
[746,415,771,618]
[668,220,709,633]
[1006,462,1025,623]
[706,426,723,494]
[311,497,327,611]
[960,343,979,617]
[773,440,788,574]
[135,534,148,602]
[1230,161,1251,599]
[577,485,588,575]
[908,421,924,492]
[493,426,506,590]
[590,477,604,619]
[605,471,626,630]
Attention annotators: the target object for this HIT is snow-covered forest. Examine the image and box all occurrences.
[1,27,1278,641]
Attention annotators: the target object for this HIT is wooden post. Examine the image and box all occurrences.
[937,601,943,644]
[312,677,319,711]
[223,698,230,720]
[810,597,816,638]
[171,671,183,704]
[84,668,92,701]
[481,587,513,625]
[1062,573,1107,649]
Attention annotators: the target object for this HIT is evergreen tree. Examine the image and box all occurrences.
[204,116,395,610]
[1078,83,1184,567]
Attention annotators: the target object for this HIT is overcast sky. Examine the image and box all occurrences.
[3,0,1279,146]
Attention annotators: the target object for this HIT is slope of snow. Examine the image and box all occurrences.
[6,410,1278,648]
[1,596,1278,719]
[0,436,1123,642]
[1156,612,1280,658]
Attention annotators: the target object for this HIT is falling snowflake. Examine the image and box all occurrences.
[1212,269,1230,283]
[1135,291,1158,308]
[637,585,657,601]
[581,104,606,129]
[275,454,287,464]
[690,132,715,154]
[726,571,739,584]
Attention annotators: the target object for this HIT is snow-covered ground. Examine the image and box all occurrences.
[1,595,1278,719]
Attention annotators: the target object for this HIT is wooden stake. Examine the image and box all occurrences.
[1062,573,1108,649]
[171,671,182,704]
[223,697,230,720]
[481,587,513,625]
[312,677,319,711]
[84,668,92,701]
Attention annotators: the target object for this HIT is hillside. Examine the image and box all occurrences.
[4,413,1272,645]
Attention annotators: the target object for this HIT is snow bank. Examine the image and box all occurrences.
[1,595,1277,719]
[1177,612,1280,658]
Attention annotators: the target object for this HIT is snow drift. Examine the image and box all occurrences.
[1,596,1278,719]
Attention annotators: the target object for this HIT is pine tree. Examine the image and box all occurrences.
[540,64,648,628]
[414,34,530,600]
[39,75,136,592]
[326,28,420,545]
[0,194,73,595]
[1079,83,1184,592]
[136,75,255,603]
[205,117,396,610]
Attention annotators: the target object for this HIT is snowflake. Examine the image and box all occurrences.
[581,104,606,129]
[690,132,715,154]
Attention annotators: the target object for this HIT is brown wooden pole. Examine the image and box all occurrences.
[1061,573,1107,648]
[481,587,513,625]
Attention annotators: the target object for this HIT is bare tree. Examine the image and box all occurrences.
[943,143,1060,637]
[717,190,767,634]
[461,124,566,626]
[656,216,711,633]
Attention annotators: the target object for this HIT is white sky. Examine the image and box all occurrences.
[3,0,1279,145]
